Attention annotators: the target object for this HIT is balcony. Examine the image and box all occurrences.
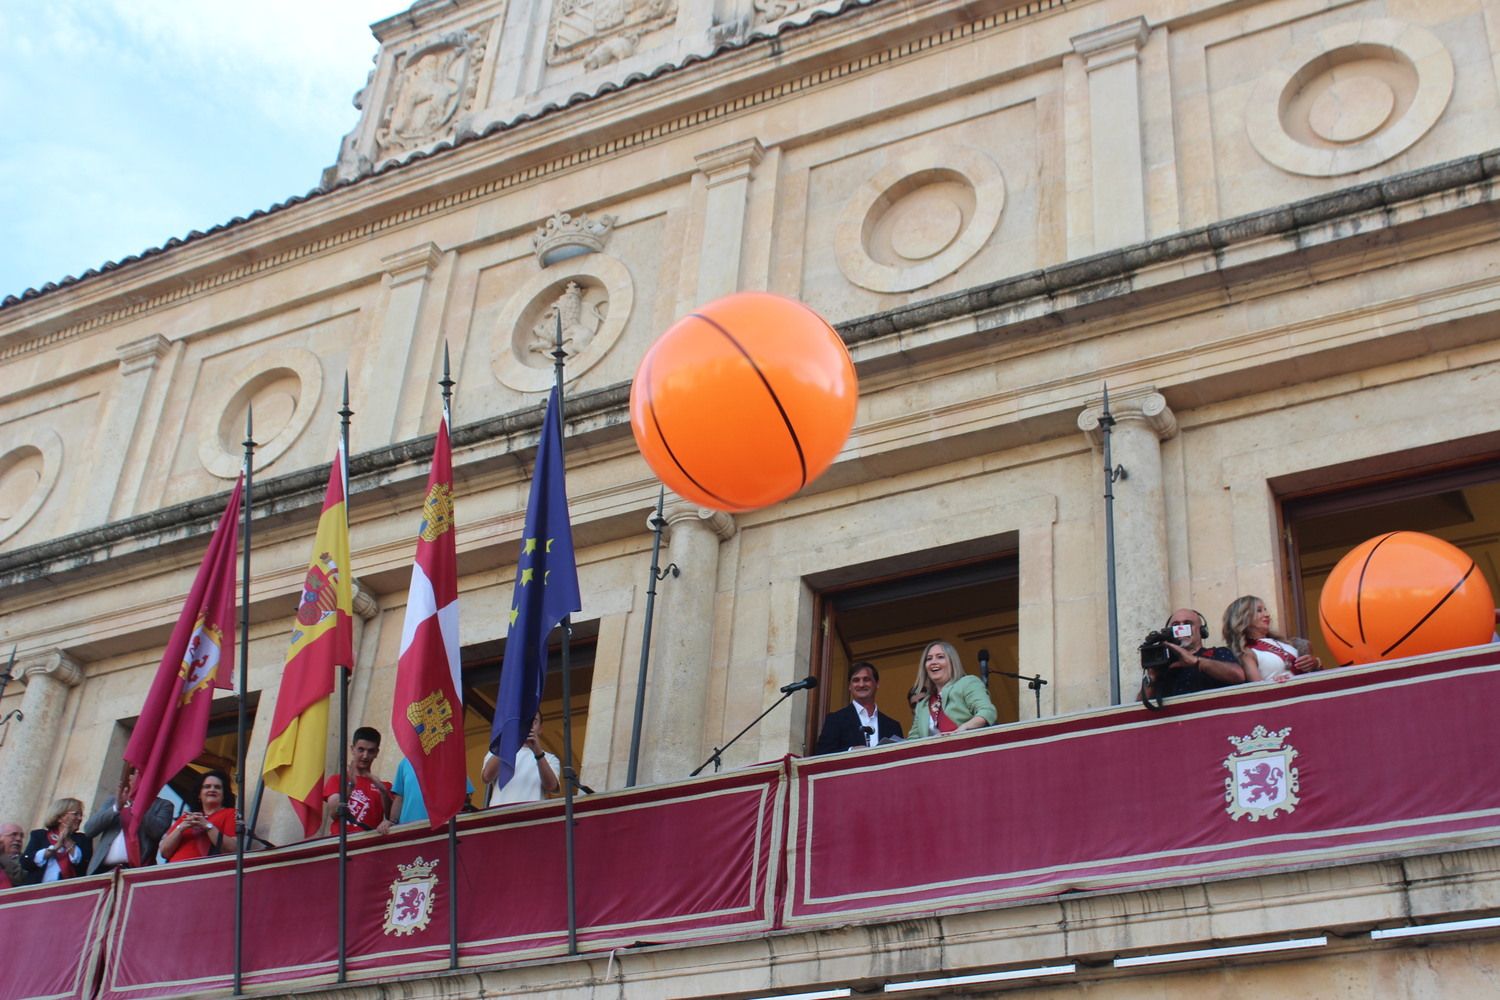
[8,645,1500,998]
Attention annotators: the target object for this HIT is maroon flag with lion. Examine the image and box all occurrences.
[121,475,243,865]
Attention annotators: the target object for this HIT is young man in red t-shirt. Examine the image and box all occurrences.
[322,726,392,836]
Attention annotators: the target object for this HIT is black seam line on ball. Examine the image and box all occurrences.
[691,311,808,488]
[1355,531,1399,643]
[1319,605,1351,652]
[644,351,738,509]
[1381,559,1476,658]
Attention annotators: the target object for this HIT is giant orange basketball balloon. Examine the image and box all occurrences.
[630,292,858,512]
[1319,531,1494,666]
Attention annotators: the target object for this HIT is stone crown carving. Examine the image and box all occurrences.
[532,211,617,267]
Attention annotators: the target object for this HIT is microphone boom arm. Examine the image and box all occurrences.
[691,678,815,777]
[990,669,1048,717]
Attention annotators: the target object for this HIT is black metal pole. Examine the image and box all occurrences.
[336,376,353,984]
[625,488,675,787]
[552,314,580,956]
[234,407,256,996]
[0,646,20,729]
[1100,384,1121,705]
[438,348,460,971]
[0,645,15,704]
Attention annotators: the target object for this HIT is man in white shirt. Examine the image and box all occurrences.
[481,711,560,806]
[814,661,904,754]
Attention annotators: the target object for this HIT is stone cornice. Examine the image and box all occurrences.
[837,150,1500,352]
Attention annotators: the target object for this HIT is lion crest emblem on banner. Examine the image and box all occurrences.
[1223,725,1300,821]
[383,856,439,936]
[177,617,223,705]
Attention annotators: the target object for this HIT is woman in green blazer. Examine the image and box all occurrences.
[908,641,998,738]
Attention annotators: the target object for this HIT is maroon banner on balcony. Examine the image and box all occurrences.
[784,646,1500,924]
[0,874,113,1000]
[96,762,785,997]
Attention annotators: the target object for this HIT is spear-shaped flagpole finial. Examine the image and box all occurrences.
[440,343,455,423]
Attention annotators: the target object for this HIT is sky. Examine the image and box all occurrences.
[0,0,405,300]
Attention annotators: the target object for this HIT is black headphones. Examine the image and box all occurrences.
[1164,610,1210,640]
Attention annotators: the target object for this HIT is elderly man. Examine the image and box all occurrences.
[1140,608,1244,704]
[0,821,30,888]
[814,661,904,754]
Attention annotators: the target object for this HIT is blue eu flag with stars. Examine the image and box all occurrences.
[488,386,581,794]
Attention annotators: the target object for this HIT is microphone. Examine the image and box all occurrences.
[779,675,818,694]
[978,647,990,685]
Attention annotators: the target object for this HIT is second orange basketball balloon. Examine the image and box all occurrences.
[630,292,859,513]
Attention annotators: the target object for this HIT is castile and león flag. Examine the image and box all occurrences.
[391,413,468,829]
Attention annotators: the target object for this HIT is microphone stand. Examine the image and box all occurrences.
[691,686,808,777]
[991,670,1048,718]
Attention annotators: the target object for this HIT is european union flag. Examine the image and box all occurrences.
[488,386,581,794]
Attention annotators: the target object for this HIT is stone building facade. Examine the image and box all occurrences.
[3,0,1500,995]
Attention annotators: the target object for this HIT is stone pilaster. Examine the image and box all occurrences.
[364,243,447,443]
[694,138,766,302]
[1079,388,1177,703]
[105,334,174,522]
[0,650,83,827]
[642,497,735,785]
[1072,17,1151,251]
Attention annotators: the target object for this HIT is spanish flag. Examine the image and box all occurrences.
[263,444,354,838]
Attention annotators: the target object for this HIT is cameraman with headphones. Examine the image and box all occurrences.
[1140,608,1245,705]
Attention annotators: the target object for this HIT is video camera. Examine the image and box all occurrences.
[1139,621,1198,672]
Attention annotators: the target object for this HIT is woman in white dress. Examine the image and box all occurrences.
[1223,595,1321,683]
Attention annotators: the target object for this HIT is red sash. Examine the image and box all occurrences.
[1252,639,1297,672]
[48,830,76,879]
[928,693,959,734]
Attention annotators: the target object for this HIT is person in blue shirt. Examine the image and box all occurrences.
[389,758,474,825]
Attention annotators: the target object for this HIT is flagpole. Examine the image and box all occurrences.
[552,315,580,956]
[336,376,354,984]
[1100,383,1122,706]
[439,346,461,972]
[625,487,674,787]
[234,407,256,997]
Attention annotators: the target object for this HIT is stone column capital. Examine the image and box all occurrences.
[351,581,381,621]
[1071,16,1150,69]
[1078,387,1177,447]
[381,242,444,287]
[117,334,172,375]
[695,138,766,187]
[18,649,84,689]
[663,496,737,542]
